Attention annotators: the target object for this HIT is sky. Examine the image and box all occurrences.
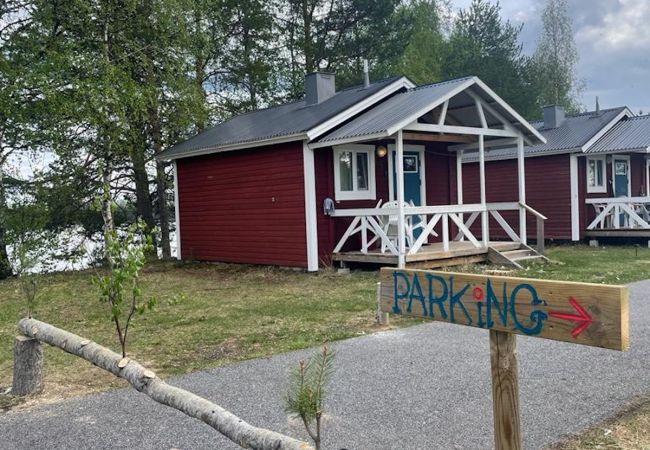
[452,0,650,114]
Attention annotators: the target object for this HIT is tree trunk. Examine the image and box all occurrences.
[149,106,171,259]
[0,168,12,279]
[12,335,43,396]
[18,318,313,450]
[130,145,157,244]
[155,160,171,259]
[101,157,115,245]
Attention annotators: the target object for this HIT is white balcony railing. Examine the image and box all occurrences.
[586,197,650,230]
[331,202,546,256]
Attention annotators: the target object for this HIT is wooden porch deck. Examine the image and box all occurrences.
[332,241,520,268]
[586,229,650,238]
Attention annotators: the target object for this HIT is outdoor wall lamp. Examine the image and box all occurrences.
[376,144,388,158]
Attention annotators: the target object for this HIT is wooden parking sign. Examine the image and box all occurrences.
[379,268,630,449]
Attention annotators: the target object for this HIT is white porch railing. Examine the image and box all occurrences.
[331,202,546,256]
[586,197,650,230]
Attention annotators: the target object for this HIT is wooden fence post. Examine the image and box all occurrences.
[12,335,43,396]
[489,330,522,450]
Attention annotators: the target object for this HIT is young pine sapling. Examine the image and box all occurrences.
[285,345,335,450]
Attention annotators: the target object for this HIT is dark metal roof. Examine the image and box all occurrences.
[586,114,650,153]
[463,107,629,162]
[158,76,407,160]
[314,76,545,145]
[526,107,628,154]
[315,77,474,143]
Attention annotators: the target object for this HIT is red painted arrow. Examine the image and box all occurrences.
[549,297,593,338]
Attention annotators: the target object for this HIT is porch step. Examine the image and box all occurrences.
[488,244,548,269]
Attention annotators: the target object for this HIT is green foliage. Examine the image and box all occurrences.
[92,220,157,357]
[532,0,583,113]
[443,0,539,118]
[285,345,335,449]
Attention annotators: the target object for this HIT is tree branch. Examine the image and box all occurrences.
[18,318,313,450]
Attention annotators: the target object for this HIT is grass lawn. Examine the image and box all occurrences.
[0,244,648,412]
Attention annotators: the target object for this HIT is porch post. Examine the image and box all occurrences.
[457,150,464,241]
[517,136,527,244]
[479,134,489,247]
[396,130,406,268]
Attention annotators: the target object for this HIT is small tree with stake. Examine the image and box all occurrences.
[285,345,335,450]
[92,219,156,357]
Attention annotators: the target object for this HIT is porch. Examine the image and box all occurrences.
[330,201,547,269]
[310,76,549,269]
[586,196,650,238]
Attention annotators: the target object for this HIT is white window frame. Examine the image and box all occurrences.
[586,155,607,194]
[333,144,376,201]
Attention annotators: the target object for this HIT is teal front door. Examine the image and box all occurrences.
[391,150,422,206]
[613,157,630,226]
[392,150,423,238]
[613,157,630,197]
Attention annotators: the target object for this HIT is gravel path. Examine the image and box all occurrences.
[1,280,649,450]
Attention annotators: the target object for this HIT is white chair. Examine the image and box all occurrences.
[378,200,415,253]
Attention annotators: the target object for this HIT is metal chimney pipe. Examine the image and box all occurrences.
[363,59,370,88]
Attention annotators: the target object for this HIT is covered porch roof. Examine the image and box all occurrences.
[311,76,546,148]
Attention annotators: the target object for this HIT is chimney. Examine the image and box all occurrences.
[363,59,370,88]
[543,105,566,129]
[305,72,336,106]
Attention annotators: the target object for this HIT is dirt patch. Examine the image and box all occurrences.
[199,338,243,361]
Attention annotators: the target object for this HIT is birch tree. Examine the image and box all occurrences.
[532,0,582,112]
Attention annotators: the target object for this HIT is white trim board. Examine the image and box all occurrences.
[302,141,319,271]
[173,160,182,260]
[581,108,634,152]
[570,154,580,241]
[646,158,650,196]
[387,144,427,206]
[307,77,415,140]
[159,133,307,161]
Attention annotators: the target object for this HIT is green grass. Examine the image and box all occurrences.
[0,245,648,404]
[0,263,417,399]
[452,244,650,285]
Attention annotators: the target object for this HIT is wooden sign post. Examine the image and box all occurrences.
[379,268,630,450]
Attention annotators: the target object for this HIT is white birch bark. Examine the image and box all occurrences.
[17,318,313,450]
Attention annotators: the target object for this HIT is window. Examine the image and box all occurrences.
[333,145,376,200]
[587,156,606,193]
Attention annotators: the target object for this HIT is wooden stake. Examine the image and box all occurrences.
[489,330,522,450]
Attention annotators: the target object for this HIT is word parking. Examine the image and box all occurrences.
[380,268,629,351]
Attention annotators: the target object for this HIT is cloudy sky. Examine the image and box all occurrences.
[452,0,650,114]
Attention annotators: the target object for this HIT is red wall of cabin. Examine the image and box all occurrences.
[461,154,573,240]
[176,142,308,267]
[314,142,455,264]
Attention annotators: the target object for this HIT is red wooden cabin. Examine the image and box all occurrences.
[460,107,650,243]
[161,72,551,271]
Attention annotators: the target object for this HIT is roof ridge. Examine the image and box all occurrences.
[409,75,475,92]
[201,76,404,126]
[530,106,626,123]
